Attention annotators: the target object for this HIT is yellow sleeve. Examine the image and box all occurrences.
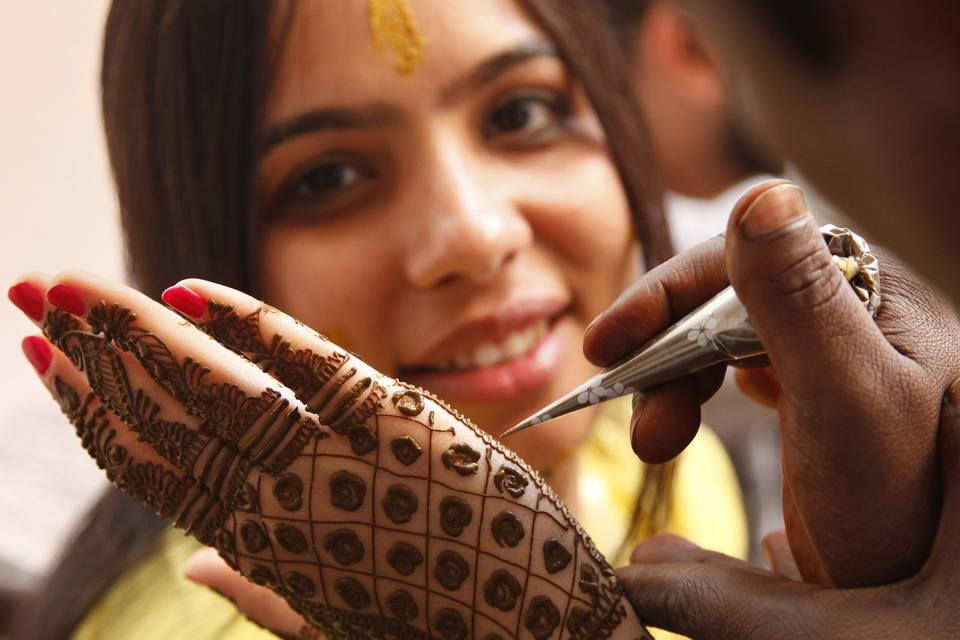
[74,529,275,640]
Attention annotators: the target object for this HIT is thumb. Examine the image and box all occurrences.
[617,536,826,640]
[922,379,960,581]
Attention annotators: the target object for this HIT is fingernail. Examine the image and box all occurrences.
[162,284,207,319]
[46,283,86,316]
[8,282,44,321]
[738,183,809,240]
[22,336,52,375]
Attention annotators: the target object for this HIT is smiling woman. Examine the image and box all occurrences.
[11,1,745,639]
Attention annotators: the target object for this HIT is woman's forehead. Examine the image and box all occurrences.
[265,0,549,121]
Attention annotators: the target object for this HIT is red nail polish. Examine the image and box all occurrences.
[162,285,207,319]
[22,336,52,375]
[8,282,44,321]
[46,283,86,316]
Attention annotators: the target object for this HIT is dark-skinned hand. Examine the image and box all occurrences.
[584,179,960,587]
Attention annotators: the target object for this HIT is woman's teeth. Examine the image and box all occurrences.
[438,319,549,371]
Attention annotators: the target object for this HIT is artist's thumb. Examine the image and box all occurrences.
[724,180,889,406]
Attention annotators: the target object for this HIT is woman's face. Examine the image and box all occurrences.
[259,0,637,466]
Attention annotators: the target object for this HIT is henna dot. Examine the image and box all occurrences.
[249,564,276,587]
[387,541,424,576]
[432,607,468,640]
[382,484,419,524]
[334,577,370,610]
[274,523,308,554]
[433,550,470,591]
[491,511,524,548]
[390,435,423,465]
[241,520,268,553]
[215,529,235,555]
[329,470,366,511]
[543,538,572,574]
[393,389,424,416]
[323,529,365,566]
[483,569,522,611]
[106,443,127,467]
[442,443,481,476]
[578,563,600,599]
[347,424,378,455]
[385,589,419,622]
[566,607,590,636]
[439,496,473,537]
[493,465,528,498]
[286,571,316,598]
[236,482,260,513]
[273,474,303,511]
[524,596,561,640]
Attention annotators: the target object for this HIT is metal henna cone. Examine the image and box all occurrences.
[503,224,881,437]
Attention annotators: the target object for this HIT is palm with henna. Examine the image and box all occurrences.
[12,271,651,640]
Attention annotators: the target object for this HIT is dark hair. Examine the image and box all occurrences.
[14,1,674,636]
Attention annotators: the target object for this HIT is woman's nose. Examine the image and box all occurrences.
[403,157,533,289]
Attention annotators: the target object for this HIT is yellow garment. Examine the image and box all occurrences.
[75,397,746,639]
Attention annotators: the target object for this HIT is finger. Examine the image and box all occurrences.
[629,534,753,571]
[923,378,960,582]
[42,270,319,476]
[183,547,307,639]
[162,279,376,430]
[24,335,204,520]
[630,379,702,463]
[583,232,732,367]
[734,367,781,409]
[761,529,802,581]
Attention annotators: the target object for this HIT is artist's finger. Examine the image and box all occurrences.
[761,529,802,581]
[630,379,702,463]
[583,231,734,367]
[184,547,307,639]
[41,270,317,476]
[162,278,377,425]
[922,379,960,584]
[23,335,202,518]
[734,367,781,409]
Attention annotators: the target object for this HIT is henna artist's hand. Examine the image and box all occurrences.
[11,271,650,640]
[583,179,960,587]
[615,386,960,640]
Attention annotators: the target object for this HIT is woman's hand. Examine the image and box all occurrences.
[12,271,649,640]
[616,385,960,639]
[584,179,960,587]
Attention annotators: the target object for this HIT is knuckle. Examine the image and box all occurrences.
[770,246,846,315]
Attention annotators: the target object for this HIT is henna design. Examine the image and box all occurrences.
[439,496,472,537]
[386,542,424,576]
[483,635,504,640]
[323,529,365,566]
[275,523,309,554]
[241,520,269,553]
[543,538,572,574]
[524,596,561,640]
[382,485,418,524]
[433,550,470,591]
[432,608,468,640]
[579,563,600,603]
[287,571,317,598]
[385,589,418,621]
[482,569,522,611]
[392,389,424,416]
[493,465,528,498]
[490,511,524,548]
[442,443,480,476]
[390,435,422,466]
[347,424,378,455]
[250,565,278,588]
[334,577,371,610]
[329,471,366,511]
[274,473,304,511]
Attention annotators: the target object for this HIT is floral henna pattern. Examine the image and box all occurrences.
[49,295,652,640]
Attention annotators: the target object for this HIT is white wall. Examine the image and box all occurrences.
[0,0,118,585]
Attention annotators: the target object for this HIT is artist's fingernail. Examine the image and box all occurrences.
[738,183,808,240]
[162,284,207,319]
[46,283,86,316]
[8,282,44,321]
[22,336,52,375]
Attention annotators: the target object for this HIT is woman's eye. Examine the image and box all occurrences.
[286,161,371,203]
[485,93,569,142]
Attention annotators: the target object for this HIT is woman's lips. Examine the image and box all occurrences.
[399,315,569,404]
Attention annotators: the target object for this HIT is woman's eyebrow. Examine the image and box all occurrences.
[261,102,403,153]
[437,39,561,107]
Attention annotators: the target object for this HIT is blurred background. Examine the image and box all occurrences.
[0,0,782,621]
